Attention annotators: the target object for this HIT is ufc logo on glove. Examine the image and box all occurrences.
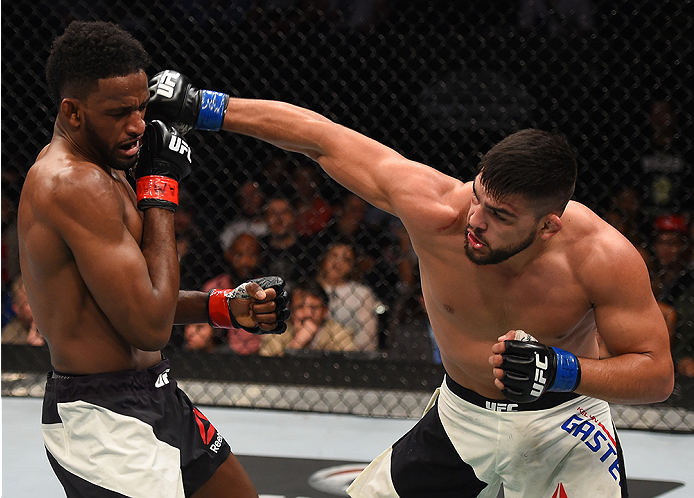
[168,135,192,163]
[155,70,180,98]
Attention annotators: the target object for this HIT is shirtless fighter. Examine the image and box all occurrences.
[17,23,288,497]
[146,70,674,497]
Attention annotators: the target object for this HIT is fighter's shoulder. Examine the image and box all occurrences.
[562,202,647,279]
[29,153,124,220]
[395,169,467,231]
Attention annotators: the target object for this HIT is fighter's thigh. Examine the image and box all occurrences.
[389,400,492,497]
[191,453,258,498]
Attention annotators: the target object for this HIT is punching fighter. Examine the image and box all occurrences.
[17,22,288,497]
[146,70,674,497]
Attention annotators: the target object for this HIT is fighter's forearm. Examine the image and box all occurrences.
[575,354,674,405]
[221,97,401,215]
[174,290,209,324]
[221,98,333,160]
[133,208,180,349]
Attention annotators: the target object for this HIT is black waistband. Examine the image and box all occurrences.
[445,375,580,412]
[45,358,173,401]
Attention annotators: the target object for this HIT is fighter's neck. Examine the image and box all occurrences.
[53,121,110,173]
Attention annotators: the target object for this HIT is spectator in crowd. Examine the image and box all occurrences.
[259,196,314,288]
[385,283,439,363]
[259,280,356,356]
[650,213,692,307]
[668,283,694,410]
[315,240,380,352]
[640,98,691,217]
[310,192,370,258]
[668,217,694,396]
[2,194,21,327]
[176,189,225,291]
[673,286,694,376]
[218,179,269,253]
[259,153,294,198]
[203,232,265,355]
[291,163,333,238]
[311,192,416,319]
[183,322,233,354]
[604,185,650,262]
[1,276,44,346]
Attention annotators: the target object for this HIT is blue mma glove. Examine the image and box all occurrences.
[148,70,229,134]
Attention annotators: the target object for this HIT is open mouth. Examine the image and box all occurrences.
[467,230,486,250]
[118,138,140,157]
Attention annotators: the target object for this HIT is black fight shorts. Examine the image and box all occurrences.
[42,358,231,497]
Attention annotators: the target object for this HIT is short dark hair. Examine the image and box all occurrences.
[478,129,577,216]
[46,21,151,103]
[291,280,330,308]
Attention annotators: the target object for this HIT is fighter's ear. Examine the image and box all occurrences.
[59,98,82,128]
[539,213,563,240]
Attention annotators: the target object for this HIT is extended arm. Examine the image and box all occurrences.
[147,71,460,225]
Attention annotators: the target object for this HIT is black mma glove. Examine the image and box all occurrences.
[207,276,290,334]
[135,120,192,212]
[500,340,581,403]
[148,70,230,134]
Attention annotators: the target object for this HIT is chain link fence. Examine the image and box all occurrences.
[2,0,693,432]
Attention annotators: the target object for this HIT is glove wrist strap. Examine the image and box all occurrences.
[196,90,230,131]
[207,289,234,328]
[549,347,581,392]
[136,175,179,209]
[207,288,250,330]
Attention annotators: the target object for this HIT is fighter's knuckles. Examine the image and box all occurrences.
[491,342,506,354]
[251,301,275,315]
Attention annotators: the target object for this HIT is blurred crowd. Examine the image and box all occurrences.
[2,93,691,406]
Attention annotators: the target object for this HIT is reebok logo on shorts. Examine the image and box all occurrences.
[552,482,568,498]
[154,368,170,388]
[193,407,224,453]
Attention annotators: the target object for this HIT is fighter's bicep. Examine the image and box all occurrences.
[49,176,151,321]
[590,250,668,357]
[315,125,458,218]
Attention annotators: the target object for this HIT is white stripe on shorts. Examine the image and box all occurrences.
[42,400,184,498]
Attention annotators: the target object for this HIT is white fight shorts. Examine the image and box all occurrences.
[348,375,627,498]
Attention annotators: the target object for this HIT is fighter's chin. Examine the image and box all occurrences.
[108,155,139,171]
[464,241,508,266]
[464,244,493,265]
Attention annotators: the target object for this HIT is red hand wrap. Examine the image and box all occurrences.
[136,175,179,205]
[207,289,233,328]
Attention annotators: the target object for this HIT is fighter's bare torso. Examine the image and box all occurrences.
[18,139,160,374]
[406,181,604,398]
